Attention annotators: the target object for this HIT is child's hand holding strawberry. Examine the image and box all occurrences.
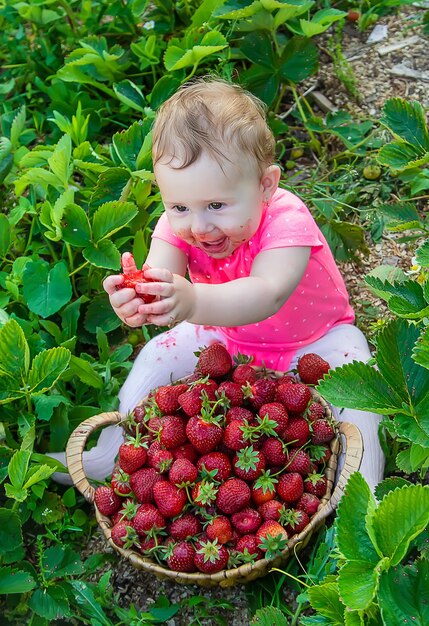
[136,266,196,327]
[103,252,159,327]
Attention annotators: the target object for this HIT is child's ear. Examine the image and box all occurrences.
[260,165,281,201]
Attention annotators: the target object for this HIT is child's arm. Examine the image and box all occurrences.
[103,240,187,327]
[136,246,311,327]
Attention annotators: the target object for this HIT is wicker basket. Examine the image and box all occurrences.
[66,371,363,588]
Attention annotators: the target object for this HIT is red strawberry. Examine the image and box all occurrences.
[251,472,277,506]
[171,443,199,463]
[140,536,157,552]
[169,514,202,540]
[256,521,288,552]
[154,383,189,414]
[307,401,325,422]
[118,441,147,475]
[244,378,276,410]
[216,478,251,515]
[217,381,244,406]
[149,449,174,473]
[297,353,330,385]
[223,420,249,451]
[285,449,312,476]
[111,468,132,496]
[206,516,233,544]
[186,415,223,454]
[258,499,284,521]
[110,521,138,548]
[94,486,122,516]
[232,364,257,386]
[111,499,139,525]
[283,418,310,448]
[296,493,320,516]
[277,383,312,414]
[315,445,332,467]
[277,473,304,504]
[129,467,162,503]
[225,406,254,425]
[194,539,229,573]
[261,437,287,466]
[153,481,187,518]
[166,541,197,572]
[231,507,262,534]
[275,375,296,387]
[233,447,266,481]
[159,415,188,449]
[169,458,198,486]
[116,255,156,304]
[304,473,328,498]
[133,503,166,535]
[191,480,218,508]
[311,419,335,444]
[147,441,163,465]
[197,343,232,378]
[235,534,264,560]
[258,402,289,437]
[178,380,218,416]
[196,452,232,482]
[283,508,310,535]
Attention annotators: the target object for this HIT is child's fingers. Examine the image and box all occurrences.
[103,274,124,295]
[115,297,144,319]
[143,267,173,282]
[123,312,147,328]
[137,297,173,317]
[109,288,138,308]
[135,281,174,298]
[121,252,138,275]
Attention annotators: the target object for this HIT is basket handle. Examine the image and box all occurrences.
[65,411,125,503]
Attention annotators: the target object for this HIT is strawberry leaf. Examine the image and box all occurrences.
[307,580,345,624]
[378,560,429,626]
[367,484,429,567]
[316,361,402,414]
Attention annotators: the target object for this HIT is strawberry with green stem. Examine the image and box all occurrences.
[233,446,266,481]
[111,522,140,549]
[118,426,148,475]
[194,538,230,573]
[251,470,278,506]
[165,540,197,572]
[186,392,229,454]
[195,343,232,378]
[256,521,288,558]
[205,515,233,544]
[223,414,278,451]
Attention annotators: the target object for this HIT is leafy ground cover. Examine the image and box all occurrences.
[1,0,429,623]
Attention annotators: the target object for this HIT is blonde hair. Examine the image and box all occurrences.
[152,77,275,177]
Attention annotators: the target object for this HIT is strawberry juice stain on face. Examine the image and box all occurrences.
[154,152,266,259]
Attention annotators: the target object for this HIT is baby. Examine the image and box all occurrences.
[51,77,384,492]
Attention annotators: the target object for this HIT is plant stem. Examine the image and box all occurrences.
[69,260,90,277]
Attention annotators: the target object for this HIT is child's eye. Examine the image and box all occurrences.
[172,205,188,213]
[208,202,224,210]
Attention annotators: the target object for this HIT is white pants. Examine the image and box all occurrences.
[50,323,385,492]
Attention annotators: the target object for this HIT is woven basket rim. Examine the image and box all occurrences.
[66,368,363,586]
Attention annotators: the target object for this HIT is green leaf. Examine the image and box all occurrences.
[164,32,228,71]
[377,142,428,170]
[279,37,318,83]
[378,560,429,626]
[112,121,147,170]
[240,31,276,67]
[240,63,280,105]
[316,361,403,414]
[70,580,112,626]
[61,204,91,246]
[0,509,23,555]
[381,98,429,152]
[84,294,122,333]
[27,347,71,395]
[24,464,55,489]
[337,473,379,563]
[250,606,289,626]
[393,413,429,448]
[83,240,121,269]
[413,325,429,370]
[10,106,26,149]
[307,581,345,624]
[375,476,412,501]
[63,355,104,389]
[338,560,379,611]
[0,214,11,256]
[23,260,72,318]
[0,566,36,594]
[29,585,71,620]
[149,74,182,109]
[33,394,70,422]
[4,484,28,502]
[299,9,346,37]
[113,80,146,112]
[388,281,429,319]
[90,168,131,207]
[8,450,31,489]
[369,484,429,565]
[48,134,72,187]
[43,545,84,580]
[416,239,429,268]
[32,491,65,525]
[0,318,29,383]
[92,201,138,241]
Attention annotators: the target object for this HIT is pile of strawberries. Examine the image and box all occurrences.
[94,345,335,575]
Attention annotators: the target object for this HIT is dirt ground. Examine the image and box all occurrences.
[81,7,428,624]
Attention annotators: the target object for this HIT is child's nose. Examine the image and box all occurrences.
[191,214,213,236]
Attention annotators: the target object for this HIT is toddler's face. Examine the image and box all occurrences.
[155,152,266,258]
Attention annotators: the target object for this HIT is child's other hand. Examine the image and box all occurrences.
[135,267,195,327]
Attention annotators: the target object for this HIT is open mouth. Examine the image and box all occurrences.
[198,237,228,254]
